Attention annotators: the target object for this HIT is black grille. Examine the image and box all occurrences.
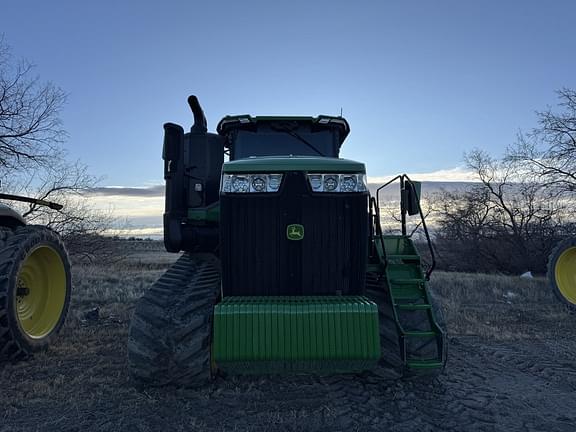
[220,172,368,296]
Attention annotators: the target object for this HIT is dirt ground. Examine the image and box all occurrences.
[1,246,575,432]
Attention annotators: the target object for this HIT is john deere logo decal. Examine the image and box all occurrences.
[287,224,304,241]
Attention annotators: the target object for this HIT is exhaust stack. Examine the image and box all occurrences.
[188,95,207,134]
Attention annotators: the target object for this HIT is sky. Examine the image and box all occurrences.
[3,0,576,234]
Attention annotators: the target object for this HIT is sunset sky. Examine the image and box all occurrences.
[3,1,575,234]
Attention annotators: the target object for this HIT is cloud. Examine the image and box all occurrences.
[91,166,480,237]
[89,195,164,218]
[104,226,164,238]
[368,167,479,183]
[88,185,165,197]
[89,166,478,200]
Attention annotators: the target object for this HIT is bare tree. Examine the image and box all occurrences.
[0,37,119,263]
[507,88,576,195]
[0,36,67,173]
[434,150,572,273]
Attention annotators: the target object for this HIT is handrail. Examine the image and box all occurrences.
[403,174,436,280]
[375,175,401,209]
[369,196,387,270]
[368,196,375,256]
[371,174,436,280]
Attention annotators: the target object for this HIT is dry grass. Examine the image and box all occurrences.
[70,244,179,322]
[429,271,572,340]
[69,245,571,343]
[67,241,574,343]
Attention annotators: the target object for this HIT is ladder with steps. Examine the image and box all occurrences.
[381,235,445,371]
[368,174,446,374]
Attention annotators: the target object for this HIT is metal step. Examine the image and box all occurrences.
[391,291,424,301]
[406,360,444,369]
[390,278,425,285]
[396,303,431,310]
[388,254,420,261]
[404,331,437,338]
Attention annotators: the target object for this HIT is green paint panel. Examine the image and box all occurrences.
[187,204,220,222]
[222,156,365,174]
[213,296,380,373]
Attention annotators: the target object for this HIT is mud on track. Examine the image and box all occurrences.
[1,257,576,431]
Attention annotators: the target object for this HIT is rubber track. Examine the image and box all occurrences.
[127,252,220,387]
[365,272,403,378]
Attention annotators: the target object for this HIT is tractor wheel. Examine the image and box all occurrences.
[128,252,221,387]
[548,237,576,311]
[0,226,71,362]
[366,273,447,378]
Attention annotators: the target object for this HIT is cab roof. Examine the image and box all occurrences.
[216,115,350,148]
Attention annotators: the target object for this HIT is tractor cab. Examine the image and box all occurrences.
[217,115,349,160]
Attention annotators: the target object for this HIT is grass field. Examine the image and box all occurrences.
[73,243,570,341]
[77,269,565,339]
[1,243,575,432]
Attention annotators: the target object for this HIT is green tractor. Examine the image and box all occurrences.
[0,194,72,361]
[128,96,446,386]
[548,238,576,311]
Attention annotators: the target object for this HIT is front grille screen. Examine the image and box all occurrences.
[220,171,368,296]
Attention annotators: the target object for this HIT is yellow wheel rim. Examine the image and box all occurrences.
[16,245,67,339]
[555,246,576,305]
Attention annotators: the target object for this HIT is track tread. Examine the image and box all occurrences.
[366,273,403,378]
[127,252,220,387]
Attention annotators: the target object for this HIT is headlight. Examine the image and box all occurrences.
[221,173,284,193]
[231,176,250,193]
[251,176,266,192]
[307,173,367,193]
[267,174,283,191]
[323,175,339,192]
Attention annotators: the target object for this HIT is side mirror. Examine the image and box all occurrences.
[405,180,421,216]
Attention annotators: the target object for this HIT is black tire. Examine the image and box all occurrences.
[366,273,447,378]
[128,252,221,387]
[548,237,576,311]
[0,225,72,362]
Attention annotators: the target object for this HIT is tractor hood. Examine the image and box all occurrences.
[222,156,365,173]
